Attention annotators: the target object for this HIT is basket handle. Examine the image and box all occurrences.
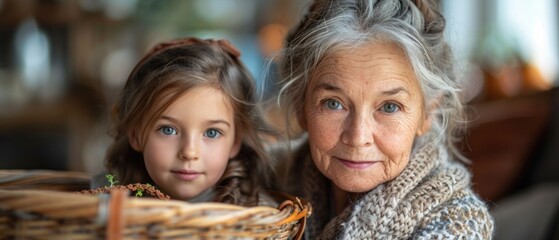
[294,214,307,240]
[106,189,127,240]
[291,197,309,240]
[275,194,312,240]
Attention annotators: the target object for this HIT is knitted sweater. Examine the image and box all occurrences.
[283,142,494,239]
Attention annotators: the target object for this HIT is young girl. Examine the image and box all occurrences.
[105,37,276,206]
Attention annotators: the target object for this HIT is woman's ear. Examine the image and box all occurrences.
[417,99,437,136]
[417,113,432,136]
[128,131,142,151]
[229,134,242,158]
[297,109,307,131]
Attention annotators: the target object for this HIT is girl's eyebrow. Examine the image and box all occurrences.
[160,115,178,122]
[160,115,231,127]
[207,120,231,127]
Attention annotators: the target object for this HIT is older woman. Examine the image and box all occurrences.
[276,0,494,239]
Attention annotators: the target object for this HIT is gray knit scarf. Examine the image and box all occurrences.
[298,145,494,239]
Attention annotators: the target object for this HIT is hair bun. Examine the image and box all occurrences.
[411,0,438,24]
[411,0,445,34]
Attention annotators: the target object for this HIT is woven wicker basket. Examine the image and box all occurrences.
[0,170,311,239]
[0,169,91,192]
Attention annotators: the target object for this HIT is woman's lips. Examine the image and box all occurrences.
[336,158,376,169]
[171,170,201,181]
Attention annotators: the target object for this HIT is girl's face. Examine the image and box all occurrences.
[130,86,240,201]
[302,41,430,193]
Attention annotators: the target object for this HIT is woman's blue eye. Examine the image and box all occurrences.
[160,126,177,135]
[382,102,400,113]
[324,99,343,110]
[204,129,221,138]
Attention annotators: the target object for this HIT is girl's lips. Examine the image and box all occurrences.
[336,158,376,169]
[171,170,201,181]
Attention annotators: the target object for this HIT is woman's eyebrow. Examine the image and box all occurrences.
[312,82,340,93]
[313,83,410,97]
[381,87,410,96]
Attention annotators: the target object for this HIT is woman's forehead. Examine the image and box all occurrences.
[304,41,426,105]
[312,41,414,81]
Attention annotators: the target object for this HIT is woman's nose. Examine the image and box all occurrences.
[179,137,199,161]
[341,112,374,147]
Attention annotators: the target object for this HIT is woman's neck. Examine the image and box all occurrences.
[331,184,349,215]
[332,183,363,215]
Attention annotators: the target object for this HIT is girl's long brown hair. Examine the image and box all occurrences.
[106,37,274,205]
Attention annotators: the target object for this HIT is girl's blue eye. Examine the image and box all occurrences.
[204,129,221,139]
[324,99,343,110]
[382,102,400,113]
[160,126,177,135]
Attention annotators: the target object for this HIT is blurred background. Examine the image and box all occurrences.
[0,0,300,173]
[0,0,558,239]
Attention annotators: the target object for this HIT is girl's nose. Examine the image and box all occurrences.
[179,150,199,161]
[179,137,199,161]
[341,112,374,147]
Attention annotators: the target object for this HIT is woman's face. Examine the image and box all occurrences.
[302,41,430,193]
[130,86,241,200]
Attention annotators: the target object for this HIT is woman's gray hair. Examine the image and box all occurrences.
[277,0,467,161]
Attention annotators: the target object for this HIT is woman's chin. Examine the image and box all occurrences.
[332,179,378,193]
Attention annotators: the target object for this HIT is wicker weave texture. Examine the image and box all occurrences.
[0,170,91,192]
[0,170,310,239]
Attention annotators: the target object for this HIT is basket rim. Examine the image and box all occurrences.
[0,169,91,191]
[0,188,311,239]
